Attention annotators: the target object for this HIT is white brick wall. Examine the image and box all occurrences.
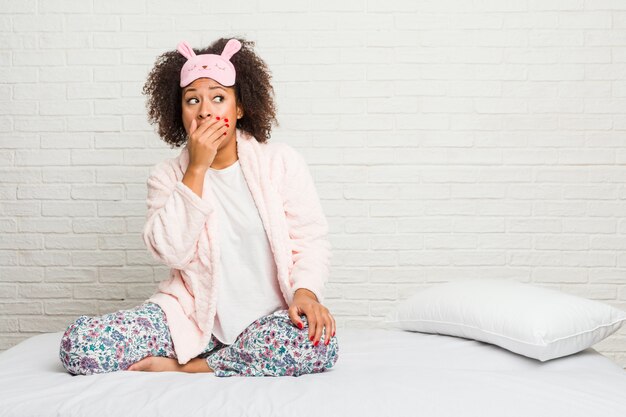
[1,0,625,368]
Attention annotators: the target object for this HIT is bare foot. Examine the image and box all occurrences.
[128,356,182,372]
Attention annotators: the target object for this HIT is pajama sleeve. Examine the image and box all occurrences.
[281,146,332,306]
[142,162,215,270]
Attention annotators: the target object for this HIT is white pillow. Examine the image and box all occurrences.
[383,278,626,362]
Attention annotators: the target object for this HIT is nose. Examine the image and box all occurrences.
[198,100,212,121]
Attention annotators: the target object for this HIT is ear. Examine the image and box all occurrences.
[236,101,244,119]
[176,40,196,60]
[221,39,242,61]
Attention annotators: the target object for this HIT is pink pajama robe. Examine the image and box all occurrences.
[143,128,332,365]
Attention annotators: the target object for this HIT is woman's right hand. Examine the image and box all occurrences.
[186,118,229,172]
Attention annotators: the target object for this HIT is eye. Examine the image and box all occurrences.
[186,97,199,104]
[213,95,224,103]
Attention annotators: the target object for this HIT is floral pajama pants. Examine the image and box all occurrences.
[59,301,339,377]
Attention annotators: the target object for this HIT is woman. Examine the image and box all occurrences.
[59,37,338,377]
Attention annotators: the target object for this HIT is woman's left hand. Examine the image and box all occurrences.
[127,356,182,372]
[288,289,336,346]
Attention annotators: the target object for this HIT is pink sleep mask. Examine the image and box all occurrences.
[177,38,242,88]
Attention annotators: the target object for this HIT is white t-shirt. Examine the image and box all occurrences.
[206,159,288,345]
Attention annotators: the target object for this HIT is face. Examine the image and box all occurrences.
[181,77,243,147]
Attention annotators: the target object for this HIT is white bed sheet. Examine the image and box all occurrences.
[0,328,625,417]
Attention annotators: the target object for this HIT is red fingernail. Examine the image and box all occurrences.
[224,118,229,122]
[297,322,303,329]
[314,340,319,346]
[310,335,314,341]
[216,116,220,120]
[226,124,229,127]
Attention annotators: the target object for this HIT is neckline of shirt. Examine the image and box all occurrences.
[207,159,240,174]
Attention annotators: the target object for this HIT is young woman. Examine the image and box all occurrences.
[59,37,338,377]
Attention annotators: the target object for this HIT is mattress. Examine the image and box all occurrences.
[0,327,625,417]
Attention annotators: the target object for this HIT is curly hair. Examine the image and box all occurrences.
[142,36,278,147]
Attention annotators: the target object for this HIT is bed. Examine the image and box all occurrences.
[0,327,625,417]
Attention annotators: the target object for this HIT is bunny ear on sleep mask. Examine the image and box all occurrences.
[177,38,242,88]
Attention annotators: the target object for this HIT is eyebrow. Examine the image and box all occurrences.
[183,86,225,94]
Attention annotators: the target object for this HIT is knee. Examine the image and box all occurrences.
[305,335,338,375]
[59,317,81,374]
[272,311,339,369]
[59,315,103,375]
[60,316,88,352]
[309,328,339,372]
